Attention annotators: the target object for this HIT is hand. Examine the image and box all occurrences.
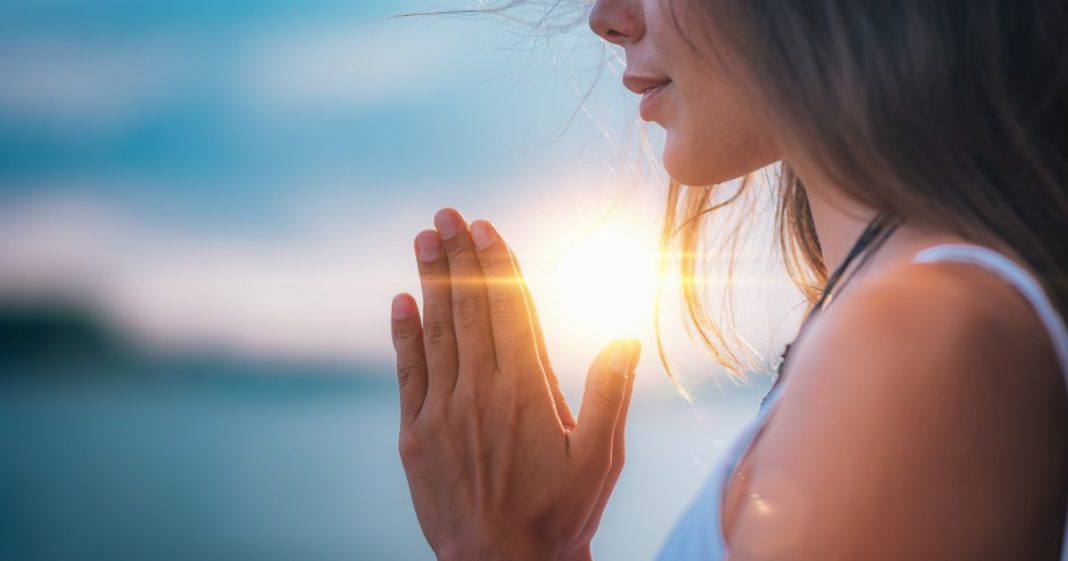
[390,208,640,561]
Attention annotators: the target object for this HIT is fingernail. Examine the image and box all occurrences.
[609,340,632,374]
[470,221,494,250]
[434,209,464,239]
[392,294,414,319]
[415,231,442,262]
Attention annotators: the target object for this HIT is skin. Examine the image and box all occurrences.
[391,0,1068,558]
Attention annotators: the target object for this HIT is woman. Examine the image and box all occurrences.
[389,0,1068,559]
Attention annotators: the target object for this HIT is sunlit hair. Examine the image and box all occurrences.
[397,1,1068,395]
[653,166,825,393]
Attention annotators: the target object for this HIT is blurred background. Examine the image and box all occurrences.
[0,0,803,559]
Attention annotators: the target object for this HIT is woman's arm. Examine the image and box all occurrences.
[727,263,1068,560]
[390,208,639,561]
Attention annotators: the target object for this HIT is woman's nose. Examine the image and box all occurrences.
[589,0,644,45]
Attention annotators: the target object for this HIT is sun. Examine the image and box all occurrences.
[529,223,662,344]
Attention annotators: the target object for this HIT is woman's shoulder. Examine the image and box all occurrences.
[784,247,1066,444]
[807,246,1061,383]
[725,246,1068,560]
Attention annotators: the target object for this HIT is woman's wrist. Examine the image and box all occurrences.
[435,537,559,561]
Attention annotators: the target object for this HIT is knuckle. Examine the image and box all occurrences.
[478,249,511,273]
[444,241,468,260]
[392,321,419,345]
[590,385,621,409]
[454,294,482,326]
[398,430,422,460]
[489,295,521,323]
[417,263,448,284]
[395,358,422,387]
[423,319,451,345]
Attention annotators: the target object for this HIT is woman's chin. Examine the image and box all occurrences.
[663,136,777,186]
[663,142,731,186]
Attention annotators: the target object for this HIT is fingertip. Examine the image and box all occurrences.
[608,340,633,375]
[470,220,495,251]
[627,338,642,369]
[391,293,416,320]
[604,338,640,377]
[433,207,466,239]
[414,229,442,262]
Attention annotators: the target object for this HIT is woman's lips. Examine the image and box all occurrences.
[638,80,671,121]
[622,75,670,94]
[622,74,672,121]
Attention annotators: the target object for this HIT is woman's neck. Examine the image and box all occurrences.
[788,160,878,274]
[786,158,968,282]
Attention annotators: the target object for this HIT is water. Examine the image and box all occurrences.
[0,364,764,561]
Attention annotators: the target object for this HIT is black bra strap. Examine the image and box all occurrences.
[766,213,899,401]
[810,213,898,316]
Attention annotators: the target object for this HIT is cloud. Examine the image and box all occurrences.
[236,22,473,111]
[0,18,485,133]
[0,34,199,131]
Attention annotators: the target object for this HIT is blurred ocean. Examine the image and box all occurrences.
[0,358,766,561]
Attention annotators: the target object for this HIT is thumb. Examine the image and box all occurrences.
[572,338,640,460]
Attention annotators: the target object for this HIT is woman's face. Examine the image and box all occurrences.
[589,0,780,185]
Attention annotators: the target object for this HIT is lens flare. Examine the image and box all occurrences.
[534,224,660,342]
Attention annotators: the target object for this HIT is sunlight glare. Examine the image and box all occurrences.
[534,224,661,343]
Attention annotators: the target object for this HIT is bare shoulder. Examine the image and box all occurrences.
[727,260,1068,560]
[806,257,1060,383]
[782,259,1065,444]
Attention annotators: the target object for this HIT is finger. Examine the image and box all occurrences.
[414,229,459,397]
[505,241,575,427]
[470,220,540,374]
[578,365,637,540]
[391,293,428,426]
[504,241,553,370]
[572,339,640,461]
[610,359,636,479]
[434,208,496,377]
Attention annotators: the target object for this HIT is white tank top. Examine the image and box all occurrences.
[655,244,1068,560]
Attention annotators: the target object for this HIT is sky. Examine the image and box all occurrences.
[0,0,805,395]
